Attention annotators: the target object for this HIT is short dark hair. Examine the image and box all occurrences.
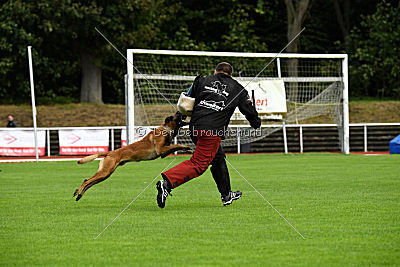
[215,62,233,76]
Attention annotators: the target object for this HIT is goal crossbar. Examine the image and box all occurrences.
[128,49,347,59]
[131,74,342,83]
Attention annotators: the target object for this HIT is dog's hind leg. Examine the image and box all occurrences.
[75,173,112,201]
[75,168,116,201]
[74,156,119,201]
[74,161,104,198]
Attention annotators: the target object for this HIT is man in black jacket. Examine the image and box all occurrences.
[7,114,17,127]
[157,62,261,208]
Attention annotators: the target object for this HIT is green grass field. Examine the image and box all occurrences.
[1,154,399,266]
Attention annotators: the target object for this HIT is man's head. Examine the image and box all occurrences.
[7,115,14,121]
[214,62,233,76]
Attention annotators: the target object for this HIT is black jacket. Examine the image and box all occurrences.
[7,120,17,127]
[188,73,261,136]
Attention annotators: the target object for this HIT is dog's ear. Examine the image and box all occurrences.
[165,116,174,124]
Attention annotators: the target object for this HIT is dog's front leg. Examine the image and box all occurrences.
[159,145,193,158]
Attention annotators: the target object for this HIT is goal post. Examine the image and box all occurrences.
[342,55,350,154]
[126,52,134,145]
[125,49,350,154]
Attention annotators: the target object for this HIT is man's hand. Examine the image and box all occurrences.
[250,117,261,129]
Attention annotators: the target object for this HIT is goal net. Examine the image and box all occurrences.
[126,49,349,154]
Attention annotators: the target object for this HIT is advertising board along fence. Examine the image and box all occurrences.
[1,123,399,160]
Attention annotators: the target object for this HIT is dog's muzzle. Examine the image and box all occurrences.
[177,92,195,116]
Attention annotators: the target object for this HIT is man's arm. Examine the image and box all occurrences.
[238,90,261,129]
[187,75,203,98]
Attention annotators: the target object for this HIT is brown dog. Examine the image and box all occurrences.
[73,112,192,201]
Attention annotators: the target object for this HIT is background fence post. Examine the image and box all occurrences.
[283,122,288,154]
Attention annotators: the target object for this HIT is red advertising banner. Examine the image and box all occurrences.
[59,129,109,155]
[59,146,109,155]
[0,130,46,156]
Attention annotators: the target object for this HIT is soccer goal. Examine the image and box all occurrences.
[125,49,349,154]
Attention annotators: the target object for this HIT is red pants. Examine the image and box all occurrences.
[162,132,221,188]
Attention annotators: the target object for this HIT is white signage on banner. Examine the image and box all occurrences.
[0,130,46,156]
[121,127,151,147]
[59,129,109,155]
[233,79,287,120]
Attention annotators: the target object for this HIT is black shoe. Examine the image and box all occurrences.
[221,190,242,206]
[156,180,171,208]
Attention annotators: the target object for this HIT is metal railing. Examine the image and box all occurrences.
[1,122,399,156]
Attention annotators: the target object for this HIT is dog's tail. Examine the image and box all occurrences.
[77,152,108,164]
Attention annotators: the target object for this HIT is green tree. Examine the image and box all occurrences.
[218,2,268,52]
[346,1,400,98]
[38,0,179,103]
[0,1,79,104]
[162,0,276,52]
[0,0,179,104]
[3,0,398,105]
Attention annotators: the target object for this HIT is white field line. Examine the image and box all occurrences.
[94,158,176,239]
[226,158,306,239]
